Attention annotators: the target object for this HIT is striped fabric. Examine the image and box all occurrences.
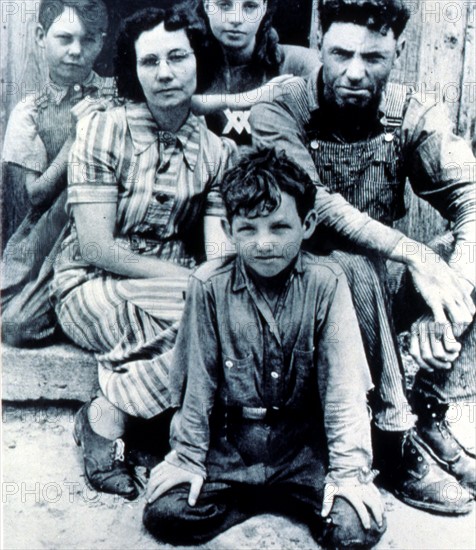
[58,276,185,417]
[251,72,476,423]
[394,233,476,404]
[52,102,236,418]
[308,83,407,225]
[52,102,235,298]
[304,85,415,430]
[310,132,405,225]
[326,251,415,430]
[307,84,475,413]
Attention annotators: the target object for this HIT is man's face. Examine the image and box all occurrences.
[135,23,197,112]
[320,22,402,110]
[37,8,104,86]
[228,192,316,279]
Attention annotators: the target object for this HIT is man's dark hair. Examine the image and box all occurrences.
[318,0,410,38]
[222,148,317,223]
[115,6,204,102]
[39,0,108,35]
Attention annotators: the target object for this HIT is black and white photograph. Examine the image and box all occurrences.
[1,0,475,548]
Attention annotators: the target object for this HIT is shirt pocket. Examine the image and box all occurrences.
[222,353,257,404]
[286,348,315,408]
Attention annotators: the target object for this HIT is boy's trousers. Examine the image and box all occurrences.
[143,415,386,548]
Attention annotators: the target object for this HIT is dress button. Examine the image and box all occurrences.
[271,371,280,379]
[225,360,233,368]
[310,140,319,150]
[155,193,169,204]
[73,84,81,92]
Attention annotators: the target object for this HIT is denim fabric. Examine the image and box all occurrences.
[250,70,476,418]
[393,234,476,403]
[143,482,386,549]
[167,252,374,483]
[250,70,476,255]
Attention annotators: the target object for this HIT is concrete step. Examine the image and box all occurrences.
[2,334,416,403]
[2,342,96,402]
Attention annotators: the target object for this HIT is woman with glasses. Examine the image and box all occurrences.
[50,6,236,499]
[192,0,319,146]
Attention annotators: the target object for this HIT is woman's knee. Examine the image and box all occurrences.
[320,496,386,549]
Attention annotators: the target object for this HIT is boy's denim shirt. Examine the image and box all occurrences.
[2,72,116,172]
[167,251,375,485]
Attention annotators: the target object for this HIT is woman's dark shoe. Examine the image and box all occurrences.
[73,402,139,500]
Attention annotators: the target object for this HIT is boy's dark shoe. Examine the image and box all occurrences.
[73,403,139,500]
[414,396,476,498]
[374,428,473,514]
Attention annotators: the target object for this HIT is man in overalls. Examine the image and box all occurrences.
[250,0,475,514]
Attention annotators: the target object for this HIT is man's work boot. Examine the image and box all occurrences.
[414,396,476,499]
[373,427,473,514]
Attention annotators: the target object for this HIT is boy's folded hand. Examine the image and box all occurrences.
[145,460,204,506]
[321,480,384,530]
[71,96,114,126]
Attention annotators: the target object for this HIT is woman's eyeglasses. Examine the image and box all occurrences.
[138,50,195,69]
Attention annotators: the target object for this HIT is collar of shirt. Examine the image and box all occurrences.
[231,252,305,343]
[307,68,390,126]
[232,252,305,293]
[125,102,200,170]
[44,71,101,106]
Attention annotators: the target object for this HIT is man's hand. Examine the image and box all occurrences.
[321,481,384,530]
[409,313,466,372]
[407,245,475,327]
[145,460,204,506]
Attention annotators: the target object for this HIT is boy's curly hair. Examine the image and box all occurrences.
[318,0,410,38]
[222,148,317,223]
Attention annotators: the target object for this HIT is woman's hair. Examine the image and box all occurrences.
[318,0,410,38]
[222,148,317,223]
[194,0,282,91]
[114,6,204,102]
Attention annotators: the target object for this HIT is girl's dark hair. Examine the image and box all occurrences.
[222,148,317,222]
[318,0,410,38]
[194,0,282,91]
[114,6,204,102]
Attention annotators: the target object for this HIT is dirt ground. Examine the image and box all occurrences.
[2,403,475,550]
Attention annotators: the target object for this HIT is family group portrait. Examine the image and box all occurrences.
[1,0,475,548]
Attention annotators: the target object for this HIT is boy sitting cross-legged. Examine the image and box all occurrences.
[143,148,387,548]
